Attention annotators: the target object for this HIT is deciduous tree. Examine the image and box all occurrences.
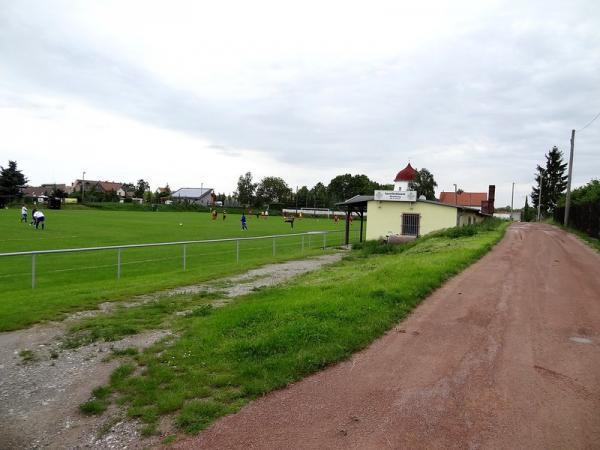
[256,176,291,205]
[134,179,150,198]
[408,168,438,200]
[235,172,257,207]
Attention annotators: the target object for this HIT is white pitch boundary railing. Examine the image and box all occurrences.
[0,230,351,289]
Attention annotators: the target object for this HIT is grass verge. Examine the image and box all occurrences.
[80,220,508,435]
[551,220,600,252]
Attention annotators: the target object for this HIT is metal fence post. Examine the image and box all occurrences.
[273,238,276,256]
[323,233,327,249]
[301,235,304,253]
[183,244,187,271]
[31,254,36,289]
[236,240,240,263]
[308,235,311,250]
[117,249,121,280]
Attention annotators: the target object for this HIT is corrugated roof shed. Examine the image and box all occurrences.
[172,188,213,198]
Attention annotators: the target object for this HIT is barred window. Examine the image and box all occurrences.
[402,213,420,236]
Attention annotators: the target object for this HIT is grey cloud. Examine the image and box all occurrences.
[1,0,599,205]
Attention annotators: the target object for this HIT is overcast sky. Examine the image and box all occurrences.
[1,0,599,207]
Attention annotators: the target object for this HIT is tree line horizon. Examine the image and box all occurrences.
[0,161,438,209]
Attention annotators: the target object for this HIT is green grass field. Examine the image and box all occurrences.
[0,207,358,331]
[74,220,508,437]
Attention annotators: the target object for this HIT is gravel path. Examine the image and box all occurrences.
[0,253,344,449]
[174,223,600,449]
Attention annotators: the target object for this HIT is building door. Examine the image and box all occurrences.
[402,213,420,236]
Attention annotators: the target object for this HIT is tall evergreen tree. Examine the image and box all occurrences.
[0,160,28,197]
[522,196,533,222]
[531,146,568,216]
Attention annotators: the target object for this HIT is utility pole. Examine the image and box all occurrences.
[453,184,459,225]
[537,174,543,222]
[510,182,515,217]
[453,184,457,206]
[295,186,298,215]
[564,129,576,226]
[82,171,86,203]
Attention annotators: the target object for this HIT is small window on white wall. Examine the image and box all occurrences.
[402,213,420,236]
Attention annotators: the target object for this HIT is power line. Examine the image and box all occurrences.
[578,110,600,132]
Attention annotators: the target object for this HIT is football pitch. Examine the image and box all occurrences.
[0,208,359,331]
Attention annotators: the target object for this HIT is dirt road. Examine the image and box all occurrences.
[175,223,600,449]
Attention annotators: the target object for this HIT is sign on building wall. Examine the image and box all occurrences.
[374,190,418,202]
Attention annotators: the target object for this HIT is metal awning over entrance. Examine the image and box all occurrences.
[335,195,373,246]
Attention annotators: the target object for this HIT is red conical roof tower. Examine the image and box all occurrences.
[394,163,417,182]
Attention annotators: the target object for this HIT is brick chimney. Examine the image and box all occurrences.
[480,185,496,214]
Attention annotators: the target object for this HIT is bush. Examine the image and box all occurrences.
[439,226,478,239]
[353,240,405,256]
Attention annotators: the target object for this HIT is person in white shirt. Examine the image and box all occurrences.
[21,205,28,223]
[33,210,45,230]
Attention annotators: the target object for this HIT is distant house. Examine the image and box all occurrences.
[21,186,42,196]
[98,181,124,195]
[171,187,214,206]
[40,183,72,195]
[439,191,488,211]
[22,184,71,198]
[71,180,125,197]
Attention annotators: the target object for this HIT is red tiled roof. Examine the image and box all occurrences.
[21,186,44,196]
[97,181,123,192]
[394,163,417,182]
[439,192,487,207]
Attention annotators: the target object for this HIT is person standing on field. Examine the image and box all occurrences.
[223,209,227,220]
[33,210,45,229]
[30,207,37,226]
[241,213,248,230]
[21,205,28,223]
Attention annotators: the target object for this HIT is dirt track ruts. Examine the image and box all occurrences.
[174,223,600,449]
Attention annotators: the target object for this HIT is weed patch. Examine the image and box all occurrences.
[111,347,139,357]
[19,349,36,363]
[64,293,215,348]
[80,399,108,415]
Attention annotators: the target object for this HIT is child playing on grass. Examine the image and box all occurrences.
[21,205,27,223]
[241,213,248,230]
[33,210,45,229]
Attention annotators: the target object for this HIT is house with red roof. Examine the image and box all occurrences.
[439,191,487,210]
[337,163,490,241]
[439,186,495,213]
[71,180,127,198]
